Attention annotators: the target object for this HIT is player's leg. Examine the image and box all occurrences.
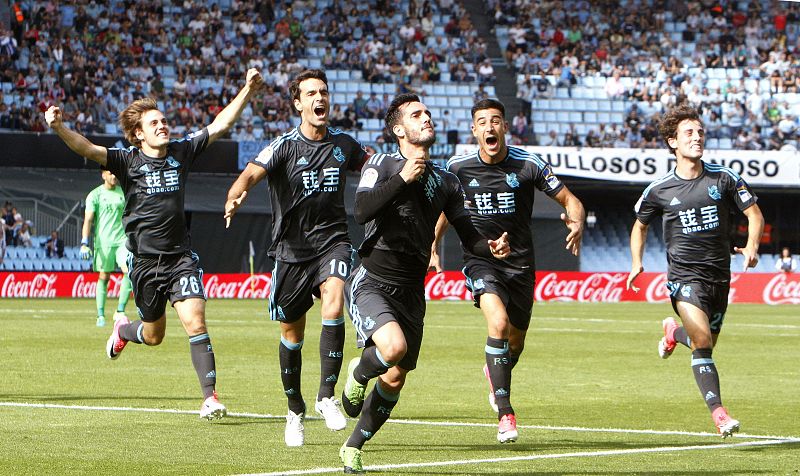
[676,293,738,437]
[270,260,317,444]
[93,245,115,327]
[96,270,109,327]
[114,247,132,320]
[341,365,408,473]
[341,267,402,418]
[106,254,168,358]
[316,274,347,431]
[174,297,225,420]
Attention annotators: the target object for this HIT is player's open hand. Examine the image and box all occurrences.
[734,246,759,271]
[45,105,62,129]
[626,265,643,292]
[400,157,426,183]
[245,68,263,89]
[489,232,510,259]
[224,190,248,228]
[561,212,583,256]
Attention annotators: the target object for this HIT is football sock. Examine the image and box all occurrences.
[96,278,108,317]
[117,275,132,312]
[691,348,722,412]
[355,346,392,386]
[280,337,305,414]
[189,333,216,399]
[486,336,513,417]
[674,326,692,348]
[118,320,144,344]
[346,381,399,449]
[318,317,345,400]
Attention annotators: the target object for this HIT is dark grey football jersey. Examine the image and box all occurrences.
[250,126,367,262]
[104,128,209,256]
[356,151,471,285]
[446,146,563,270]
[635,162,757,284]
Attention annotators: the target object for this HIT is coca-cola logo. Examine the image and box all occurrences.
[535,272,626,302]
[645,273,671,302]
[763,273,800,305]
[72,274,96,298]
[424,272,471,300]
[2,273,58,298]
[204,275,272,299]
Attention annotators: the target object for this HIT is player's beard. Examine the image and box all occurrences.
[407,128,436,148]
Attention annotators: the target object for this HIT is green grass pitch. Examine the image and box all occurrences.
[1,298,798,475]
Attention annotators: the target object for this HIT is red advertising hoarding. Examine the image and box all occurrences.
[1,271,798,304]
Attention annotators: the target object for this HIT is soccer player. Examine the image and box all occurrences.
[430,98,584,443]
[626,103,764,438]
[81,170,133,328]
[44,68,263,420]
[224,69,367,446]
[338,93,510,473]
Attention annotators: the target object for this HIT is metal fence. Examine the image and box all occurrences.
[4,197,83,247]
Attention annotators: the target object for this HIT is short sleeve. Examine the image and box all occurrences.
[728,175,757,211]
[250,135,288,174]
[176,128,210,166]
[533,161,564,197]
[103,148,132,190]
[346,136,369,172]
[85,189,98,213]
[634,190,661,225]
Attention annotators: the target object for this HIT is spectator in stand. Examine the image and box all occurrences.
[366,93,383,119]
[511,110,528,138]
[14,221,33,247]
[352,91,368,119]
[775,247,797,273]
[605,70,626,99]
[44,230,65,258]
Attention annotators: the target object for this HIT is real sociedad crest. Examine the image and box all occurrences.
[708,185,721,200]
[506,173,520,188]
[333,146,345,163]
[166,157,180,168]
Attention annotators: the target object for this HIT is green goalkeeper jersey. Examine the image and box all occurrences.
[86,185,126,249]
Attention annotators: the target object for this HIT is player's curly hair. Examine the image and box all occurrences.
[288,69,328,102]
[118,97,159,147]
[658,103,703,155]
[384,93,420,142]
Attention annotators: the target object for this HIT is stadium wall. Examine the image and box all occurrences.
[2,271,797,305]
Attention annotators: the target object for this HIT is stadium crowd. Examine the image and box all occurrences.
[497,0,800,149]
[0,0,797,150]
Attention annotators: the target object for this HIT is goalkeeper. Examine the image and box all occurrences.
[82,170,133,327]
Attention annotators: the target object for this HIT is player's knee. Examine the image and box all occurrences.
[379,341,407,364]
[693,335,713,349]
[143,331,164,346]
[379,373,406,393]
[98,272,109,280]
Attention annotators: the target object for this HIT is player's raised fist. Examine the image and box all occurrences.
[245,68,263,89]
[45,105,62,128]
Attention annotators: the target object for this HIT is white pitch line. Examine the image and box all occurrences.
[0,401,796,441]
[235,438,799,476]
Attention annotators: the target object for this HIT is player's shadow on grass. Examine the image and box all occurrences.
[0,394,197,402]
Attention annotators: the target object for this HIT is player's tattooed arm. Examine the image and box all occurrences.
[45,105,108,165]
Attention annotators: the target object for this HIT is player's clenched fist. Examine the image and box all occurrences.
[400,157,426,183]
[245,68,263,89]
[45,105,62,128]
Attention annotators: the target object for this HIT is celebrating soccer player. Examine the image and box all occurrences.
[224,69,368,446]
[338,94,510,473]
[431,98,584,443]
[82,170,132,327]
[627,103,764,437]
[45,68,263,420]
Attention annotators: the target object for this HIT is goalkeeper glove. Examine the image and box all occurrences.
[80,239,92,260]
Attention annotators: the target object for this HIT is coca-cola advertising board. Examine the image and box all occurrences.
[1,272,798,304]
